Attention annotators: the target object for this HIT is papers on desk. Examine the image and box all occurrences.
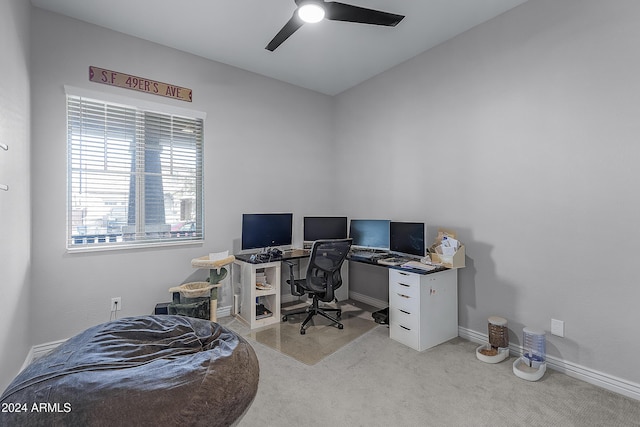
[428,228,465,269]
[440,236,459,256]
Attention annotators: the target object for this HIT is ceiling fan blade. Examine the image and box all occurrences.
[325,2,404,26]
[266,14,304,51]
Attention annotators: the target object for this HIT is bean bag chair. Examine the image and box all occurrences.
[0,315,259,426]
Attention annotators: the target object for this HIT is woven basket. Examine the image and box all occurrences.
[169,282,214,299]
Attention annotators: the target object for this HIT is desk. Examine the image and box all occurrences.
[233,248,310,264]
[235,248,350,300]
[388,267,458,351]
[233,249,458,352]
[233,249,345,329]
[233,258,282,329]
[348,255,458,351]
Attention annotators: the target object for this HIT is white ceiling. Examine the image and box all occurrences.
[31,0,528,95]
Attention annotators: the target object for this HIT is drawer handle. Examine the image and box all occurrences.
[400,325,411,331]
[398,272,409,276]
[398,283,410,287]
[399,309,410,315]
[397,293,410,299]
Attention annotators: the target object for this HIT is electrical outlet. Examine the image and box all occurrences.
[111,297,122,312]
[551,319,564,337]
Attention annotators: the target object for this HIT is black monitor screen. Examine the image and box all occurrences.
[390,221,425,257]
[242,213,293,250]
[349,219,390,249]
[303,216,348,241]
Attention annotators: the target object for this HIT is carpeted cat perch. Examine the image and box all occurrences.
[168,254,235,322]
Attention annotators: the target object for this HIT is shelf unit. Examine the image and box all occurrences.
[389,268,458,351]
[234,260,281,329]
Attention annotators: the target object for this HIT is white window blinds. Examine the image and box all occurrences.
[67,95,204,249]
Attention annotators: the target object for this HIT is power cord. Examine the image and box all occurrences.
[110,300,119,321]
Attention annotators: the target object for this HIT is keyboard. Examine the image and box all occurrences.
[377,257,407,266]
[400,260,438,271]
[350,251,381,259]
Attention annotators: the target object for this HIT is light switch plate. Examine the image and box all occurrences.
[551,319,564,337]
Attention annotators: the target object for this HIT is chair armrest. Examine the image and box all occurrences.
[283,260,295,277]
[283,260,305,297]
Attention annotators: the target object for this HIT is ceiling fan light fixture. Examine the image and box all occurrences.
[266,0,404,52]
[297,3,325,23]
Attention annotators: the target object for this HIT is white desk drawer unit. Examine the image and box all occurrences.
[389,268,458,351]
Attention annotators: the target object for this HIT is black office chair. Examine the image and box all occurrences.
[282,238,352,335]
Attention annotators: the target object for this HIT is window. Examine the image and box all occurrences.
[67,93,204,250]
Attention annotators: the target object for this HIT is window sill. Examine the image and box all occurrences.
[66,239,204,254]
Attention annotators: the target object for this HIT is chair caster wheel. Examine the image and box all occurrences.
[336,311,342,318]
[338,324,343,330]
[300,329,306,335]
[282,315,288,322]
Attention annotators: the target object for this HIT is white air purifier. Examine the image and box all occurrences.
[476,316,509,363]
[513,327,546,381]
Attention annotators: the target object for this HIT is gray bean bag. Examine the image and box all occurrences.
[0,315,259,426]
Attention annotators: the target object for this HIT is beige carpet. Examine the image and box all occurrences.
[226,324,640,427]
[249,299,378,365]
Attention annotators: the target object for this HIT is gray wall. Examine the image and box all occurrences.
[29,9,335,346]
[6,0,639,394]
[0,0,32,392]
[335,0,640,384]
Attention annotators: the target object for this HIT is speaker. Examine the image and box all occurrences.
[154,302,170,315]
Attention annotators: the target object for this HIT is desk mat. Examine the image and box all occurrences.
[249,300,378,365]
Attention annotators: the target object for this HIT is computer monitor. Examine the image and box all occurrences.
[241,213,293,251]
[303,216,348,243]
[349,219,390,250]
[389,221,425,257]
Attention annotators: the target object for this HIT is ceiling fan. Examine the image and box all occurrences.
[266,0,405,51]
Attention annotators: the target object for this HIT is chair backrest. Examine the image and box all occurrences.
[306,238,352,302]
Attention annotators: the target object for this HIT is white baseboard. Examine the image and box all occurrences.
[458,326,640,401]
[32,338,69,359]
[23,314,638,402]
[281,291,386,309]
[21,306,234,370]
[19,347,34,373]
[217,305,231,319]
[349,291,388,309]
[281,293,304,305]
[21,338,69,371]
